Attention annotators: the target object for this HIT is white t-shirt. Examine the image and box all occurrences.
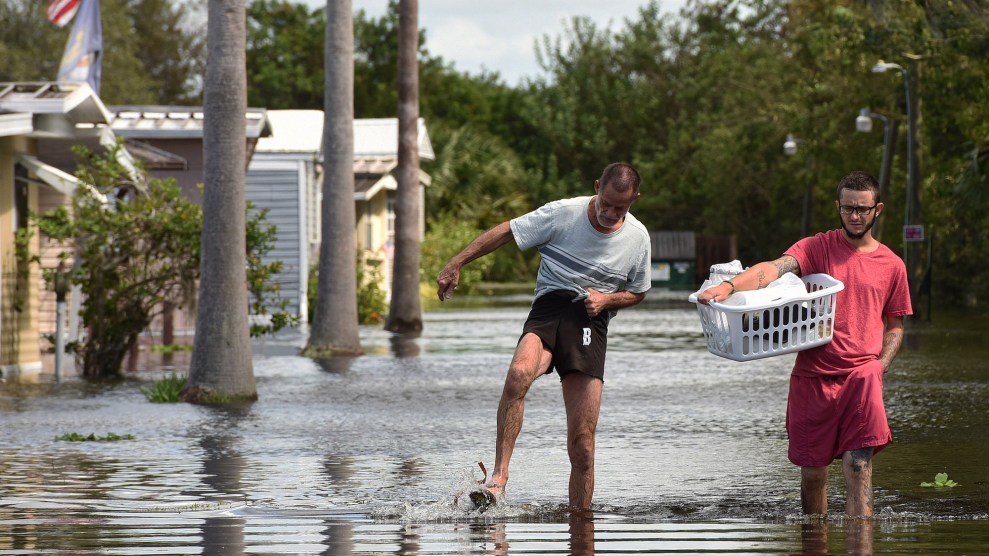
[510,196,652,304]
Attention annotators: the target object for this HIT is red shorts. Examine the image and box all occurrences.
[785,360,891,467]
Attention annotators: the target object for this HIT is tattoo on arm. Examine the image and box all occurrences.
[773,256,800,279]
[756,269,766,289]
[879,328,903,372]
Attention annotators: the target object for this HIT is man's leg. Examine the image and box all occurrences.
[801,466,829,515]
[842,447,875,516]
[491,333,553,489]
[562,373,603,510]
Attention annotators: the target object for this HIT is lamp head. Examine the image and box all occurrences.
[872,60,903,73]
[783,134,798,156]
[856,108,873,133]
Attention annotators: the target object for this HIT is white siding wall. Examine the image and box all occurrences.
[245,160,307,322]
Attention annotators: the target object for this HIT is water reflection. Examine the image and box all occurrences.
[202,516,246,553]
[569,512,595,556]
[321,520,356,555]
[389,332,421,358]
[1,304,988,554]
[460,522,508,555]
[314,356,356,374]
[189,405,252,552]
[792,519,874,555]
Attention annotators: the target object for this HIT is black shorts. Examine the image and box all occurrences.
[520,290,610,380]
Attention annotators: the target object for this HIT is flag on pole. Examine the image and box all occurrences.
[57,0,102,95]
[47,0,81,27]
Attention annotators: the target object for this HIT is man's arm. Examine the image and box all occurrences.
[879,316,905,373]
[436,221,516,301]
[696,255,802,304]
[584,289,645,317]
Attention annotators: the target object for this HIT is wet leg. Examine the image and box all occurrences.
[842,448,874,516]
[562,373,603,510]
[491,333,552,489]
[801,466,829,515]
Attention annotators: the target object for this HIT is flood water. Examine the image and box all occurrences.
[2,291,988,554]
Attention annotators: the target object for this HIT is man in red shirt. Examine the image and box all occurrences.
[697,171,912,516]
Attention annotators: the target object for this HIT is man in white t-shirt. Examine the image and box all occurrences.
[437,162,651,510]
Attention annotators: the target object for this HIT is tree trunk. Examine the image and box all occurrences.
[183,0,256,403]
[304,0,363,356]
[384,0,423,333]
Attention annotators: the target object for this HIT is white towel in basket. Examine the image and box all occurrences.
[730,272,806,307]
[708,260,744,283]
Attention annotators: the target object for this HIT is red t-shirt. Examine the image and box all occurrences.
[785,229,912,376]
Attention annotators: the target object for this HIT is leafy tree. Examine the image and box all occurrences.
[246,0,323,109]
[420,220,495,296]
[24,145,295,378]
[0,0,205,104]
[238,0,989,308]
[425,123,537,282]
[27,145,201,378]
[184,0,256,403]
[127,0,207,104]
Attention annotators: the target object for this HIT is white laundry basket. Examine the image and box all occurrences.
[688,273,844,362]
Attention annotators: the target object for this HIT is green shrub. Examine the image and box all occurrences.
[420,220,495,294]
[141,373,188,403]
[150,344,193,354]
[55,432,135,442]
[308,256,388,325]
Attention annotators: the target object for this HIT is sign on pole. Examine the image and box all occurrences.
[903,224,924,242]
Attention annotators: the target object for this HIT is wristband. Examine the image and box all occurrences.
[722,279,736,296]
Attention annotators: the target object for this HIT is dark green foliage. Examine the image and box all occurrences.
[420,220,494,296]
[246,0,324,109]
[55,432,136,442]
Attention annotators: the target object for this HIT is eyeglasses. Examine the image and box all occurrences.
[838,204,877,216]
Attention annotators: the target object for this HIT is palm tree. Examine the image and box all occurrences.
[183,0,256,402]
[304,0,363,356]
[385,0,423,333]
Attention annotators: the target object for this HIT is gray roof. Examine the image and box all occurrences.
[108,105,273,139]
[256,111,435,161]
[354,117,434,160]
[0,82,111,125]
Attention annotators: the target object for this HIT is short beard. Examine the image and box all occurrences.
[842,217,876,240]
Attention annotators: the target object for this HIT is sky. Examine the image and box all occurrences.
[300,1,688,86]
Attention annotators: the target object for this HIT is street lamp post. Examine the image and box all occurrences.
[855,107,900,242]
[873,57,922,301]
[783,134,812,238]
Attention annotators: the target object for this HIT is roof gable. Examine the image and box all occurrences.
[0,82,111,124]
[108,105,273,139]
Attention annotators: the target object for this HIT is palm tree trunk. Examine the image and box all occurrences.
[385,0,423,333]
[183,0,256,403]
[305,0,363,356]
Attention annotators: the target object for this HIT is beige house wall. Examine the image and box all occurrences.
[36,186,75,342]
[0,136,43,380]
[356,191,394,298]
